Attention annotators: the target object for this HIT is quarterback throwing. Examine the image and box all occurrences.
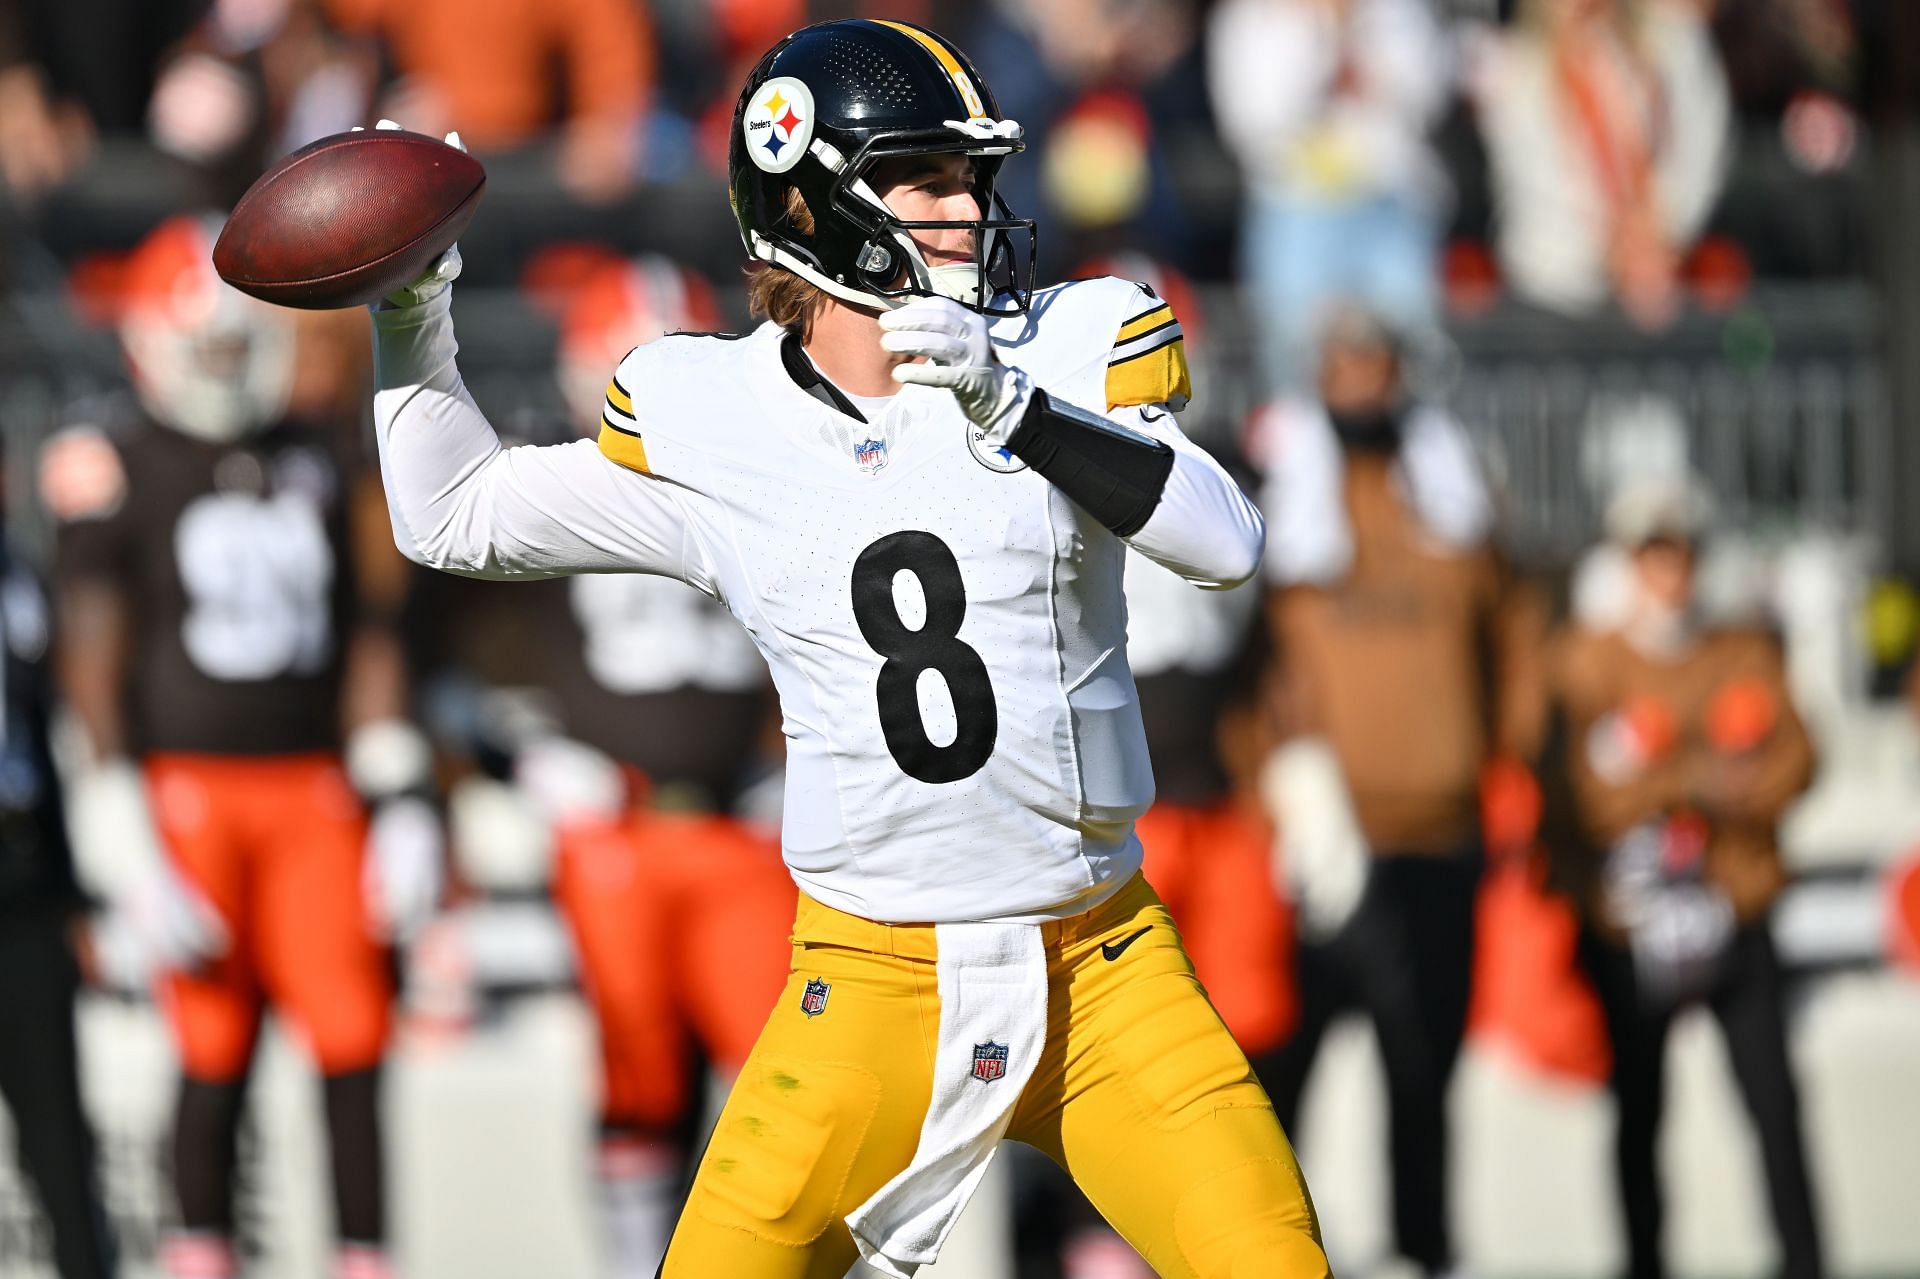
[369,18,1325,1279]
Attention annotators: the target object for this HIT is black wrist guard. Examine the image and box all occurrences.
[1003,389,1175,537]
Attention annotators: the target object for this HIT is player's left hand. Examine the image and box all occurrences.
[880,296,1032,445]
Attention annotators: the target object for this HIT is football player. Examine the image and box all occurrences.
[48,215,441,1279]
[365,19,1325,1279]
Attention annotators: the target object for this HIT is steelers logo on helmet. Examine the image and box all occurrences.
[743,76,816,175]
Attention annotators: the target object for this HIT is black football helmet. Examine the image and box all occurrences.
[728,19,1036,315]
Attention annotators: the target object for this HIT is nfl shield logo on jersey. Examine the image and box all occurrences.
[970,1041,1009,1083]
[800,977,831,1017]
[853,437,888,475]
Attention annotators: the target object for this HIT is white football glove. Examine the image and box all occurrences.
[90,865,231,990]
[363,796,445,942]
[69,759,228,986]
[348,718,445,941]
[353,118,466,308]
[1260,738,1371,944]
[879,296,1032,446]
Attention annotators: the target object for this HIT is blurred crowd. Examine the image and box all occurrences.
[2,2,1920,1279]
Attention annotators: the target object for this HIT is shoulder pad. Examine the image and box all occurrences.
[596,333,746,474]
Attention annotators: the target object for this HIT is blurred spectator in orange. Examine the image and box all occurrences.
[1471,0,1731,329]
[1549,476,1824,1279]
[326,0,652,203]
[1208,0,1451,391]
[1252,304,1543,1278]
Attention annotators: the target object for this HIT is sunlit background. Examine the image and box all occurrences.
[2,1,1919,1277]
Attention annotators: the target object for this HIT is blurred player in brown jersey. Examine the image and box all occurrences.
[45,215,441,1279]
[413,254,794,1279]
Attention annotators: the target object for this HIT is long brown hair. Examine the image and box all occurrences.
[745,187,827,341]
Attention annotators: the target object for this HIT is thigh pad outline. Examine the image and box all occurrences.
[693,1054,884,1248]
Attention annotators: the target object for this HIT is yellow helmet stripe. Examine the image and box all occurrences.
[605,377,633,416]
[872,20,989,120]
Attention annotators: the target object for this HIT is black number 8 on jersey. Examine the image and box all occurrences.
[851,531,997,784]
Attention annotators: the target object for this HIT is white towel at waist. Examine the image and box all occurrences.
[845,921,1049,1278]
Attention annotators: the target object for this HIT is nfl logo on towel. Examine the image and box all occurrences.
[970,1041,1009,1083]
[800,977,831,1017]
[854,437,888,474]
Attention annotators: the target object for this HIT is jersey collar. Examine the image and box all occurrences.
[780,331,868,423]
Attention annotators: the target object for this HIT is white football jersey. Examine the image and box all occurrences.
[372,275,1259,922]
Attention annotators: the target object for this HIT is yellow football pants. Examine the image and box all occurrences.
[661,873,1328,1278]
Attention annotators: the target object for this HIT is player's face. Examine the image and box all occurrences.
[1318,338,1398,415]
[870,153,982,274]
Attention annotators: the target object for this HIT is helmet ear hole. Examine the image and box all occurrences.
[777,186,818,237]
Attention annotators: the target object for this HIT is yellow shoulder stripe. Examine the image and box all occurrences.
[606,377,633,416]
[1107,338,1191,412]
[1115,304,1175,345]
[597,418,650,474]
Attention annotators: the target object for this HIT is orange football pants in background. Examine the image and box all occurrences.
[147,753,391,1081]
[1137,801,1297,1056]
[552,810,797,1130]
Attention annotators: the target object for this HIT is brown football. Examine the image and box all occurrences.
[213,129,485,310]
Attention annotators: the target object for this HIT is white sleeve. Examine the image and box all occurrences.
[1117,405,1265,592]
[370,293,704,586]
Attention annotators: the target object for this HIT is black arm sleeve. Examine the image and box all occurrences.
[1003,389,1175,537]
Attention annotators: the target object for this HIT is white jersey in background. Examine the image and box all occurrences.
[370,275,1262,923]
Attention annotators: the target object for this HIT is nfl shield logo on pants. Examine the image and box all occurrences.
[971,1041,1009,1083]
[800,978,830,1018]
